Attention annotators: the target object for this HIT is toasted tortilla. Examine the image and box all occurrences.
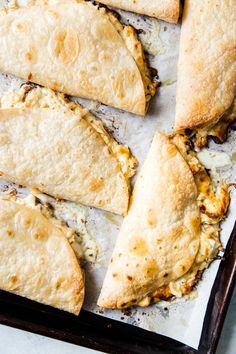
[0,1,157,115]
[175,0,236,131]
[0,83,137,187]
[98,132,230,309]
[97,0,180,23]
[0,92,136,214]
[0,197,84,314]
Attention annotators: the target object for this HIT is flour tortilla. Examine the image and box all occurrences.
[0,107,132,215]
[0,1,157,115]
[98,132,201,309]
[97,0,180,23]
[175,0,236,130]
[0,197,84,314]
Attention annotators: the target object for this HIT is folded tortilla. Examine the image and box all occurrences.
[97,0,180,23]
[98,132,230,309]
[0,197,84,314]
[0,85,137,215]
[175,0,236,137]
[0,1,157,115]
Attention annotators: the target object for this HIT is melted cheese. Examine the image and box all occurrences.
[197,150,232,169]
[5,191,99,264]
[136,134,230,307]
[194,99,236,148]
[105,9,158,108]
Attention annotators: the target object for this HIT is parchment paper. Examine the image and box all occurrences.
[0,3,235,349]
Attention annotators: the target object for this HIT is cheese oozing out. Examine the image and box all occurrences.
[136,134,230,307]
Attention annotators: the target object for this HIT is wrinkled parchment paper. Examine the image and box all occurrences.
[0,3,235,349]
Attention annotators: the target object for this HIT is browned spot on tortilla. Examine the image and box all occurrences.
[55,143,64,155]
[23,218,31,227]
[112,273,117,278]
[6,230,14,238]
[169,226,186,243]
[113,70,137,99]
[16,23,26,31]
[92,21,117,41]
[50,30,80,65]
[166,144,177,158]
[25,52,33,61]
[9,275,18,283]
[146,208,157,227]
[190,216,201,235]
[51,82,61,91]
[127,275,133,281]
[55,279,62,289]
[28,72,33,80]
[25,48,37,64]
[34,229,48,241]
[79,70,95,94]
[144,259,158,277]
[129,238,149,257]
[47,9,60,19]
[89,177,104,192]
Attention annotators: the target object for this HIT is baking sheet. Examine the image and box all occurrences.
[0,2,235,350]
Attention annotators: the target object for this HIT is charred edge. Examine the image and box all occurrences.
[86,0,121,21]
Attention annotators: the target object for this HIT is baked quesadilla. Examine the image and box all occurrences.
[175,0,236,148]
[0,196,84,314]
[98,132,230,309]
[0,0,157,115]
[0,84,137,215]
[97,0,180,24]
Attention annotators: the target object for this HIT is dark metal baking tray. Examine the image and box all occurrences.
[0,222,235,354]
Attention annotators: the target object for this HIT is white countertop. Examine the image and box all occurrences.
[0,288,235,354]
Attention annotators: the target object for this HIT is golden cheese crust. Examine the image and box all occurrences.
[175,0,236,130]
[0,197,84,315]
[0,1,157,115]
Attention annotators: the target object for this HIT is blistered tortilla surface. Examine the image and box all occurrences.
[0,197,84,314]
[0,107,131,214]
[175,0,236,130]
[98,132,201,308]
[0,1,155,114]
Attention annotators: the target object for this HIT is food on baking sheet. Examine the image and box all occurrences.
[190,101,236,149]
[0,84,137,215]
[0,0,157,115]
[97,0,180,24]
[0,196,84,314]
[98,132,230,309]
[175,0,236,147]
